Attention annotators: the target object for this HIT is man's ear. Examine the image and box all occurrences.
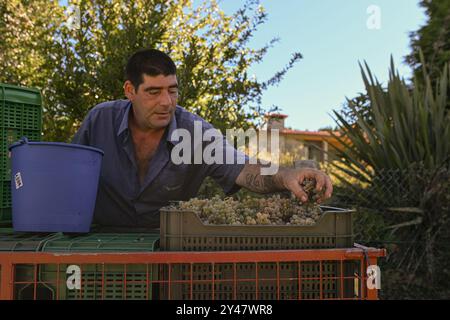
[123,80,136,100]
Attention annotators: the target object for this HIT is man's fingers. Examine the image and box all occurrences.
[324,176,333,198]
[283,169,333,203]
[286,180,308,203]
[299,169,334,202]
[315,174,326,193]
[296,170,306,186]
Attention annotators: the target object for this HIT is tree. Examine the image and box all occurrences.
[0,0,62,88]
[405,0,450,89]
[0,0,301,141]
[338,92,372,126]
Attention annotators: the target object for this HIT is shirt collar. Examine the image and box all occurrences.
[117,101,180,145]
[166,109,180,145]
[117,100,132,137]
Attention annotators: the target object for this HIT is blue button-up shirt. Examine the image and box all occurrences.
[72,99,247,230]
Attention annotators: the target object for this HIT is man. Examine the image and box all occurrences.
[72,49,333,231]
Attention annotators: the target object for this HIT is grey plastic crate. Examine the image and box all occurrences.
[160,205,354,251]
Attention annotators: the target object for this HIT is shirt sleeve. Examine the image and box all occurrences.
[204,133,249,196]
[71,112,92,145]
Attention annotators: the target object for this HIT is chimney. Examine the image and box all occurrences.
[265,113,288,130]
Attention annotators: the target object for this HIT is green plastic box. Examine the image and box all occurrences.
[14,233,161,300]
[0,230,59,251]
[0,83,42,224]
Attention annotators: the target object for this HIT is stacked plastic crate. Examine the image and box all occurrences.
[0,83,42,225]
[159,205,357,299]
[0,84,43,301]
[10,233,160,300]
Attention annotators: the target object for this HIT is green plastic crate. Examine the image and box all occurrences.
[0,231,59,251]
[0,83,42,181]
[14,263,160,300]
[0,83,42,129]
[40,233,160,252]
[0,180,12,224]
[0,208,12,225]
[14,233,161,300]
[0,180,11,208]
[0,180,11,226]
[0,208,12,228]
[0,126,41,180]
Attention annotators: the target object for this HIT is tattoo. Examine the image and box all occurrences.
[263,175,278,191]
[238,164,282,193]
[245,174,260,189]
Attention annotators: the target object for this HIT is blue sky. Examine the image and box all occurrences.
[219,0,427,130]
[59,0,427,130]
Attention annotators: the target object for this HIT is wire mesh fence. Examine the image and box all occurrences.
[165,161,450,299]
[325,165,450,299]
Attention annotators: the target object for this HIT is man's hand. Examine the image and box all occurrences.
[236,164,333,203]
[275,167,333,203]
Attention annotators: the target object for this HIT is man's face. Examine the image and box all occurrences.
[125,74,178,130]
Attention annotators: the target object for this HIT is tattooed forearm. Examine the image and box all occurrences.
[236,163,333,200]
[237,164,284,193]
[244,174,278,192]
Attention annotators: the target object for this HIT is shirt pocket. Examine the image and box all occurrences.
[155,163,189,199]
[163,183,183,192]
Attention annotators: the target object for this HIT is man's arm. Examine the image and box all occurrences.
[235,163,333,203]
[235,164,284,193]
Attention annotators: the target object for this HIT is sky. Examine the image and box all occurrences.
[59,0,427,131]
[218,0,427,130]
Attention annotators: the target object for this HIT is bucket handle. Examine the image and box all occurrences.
[19,136,29,144]
[8,136,30,151]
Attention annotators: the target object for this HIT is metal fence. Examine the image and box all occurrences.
[326,166,450,299]
[197,161,449,299]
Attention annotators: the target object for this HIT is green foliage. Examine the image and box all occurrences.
[330,60,450,233]
[0,0,301,141]
[338,92,372,125]
[331,57,449,178]
[330,59,450,299]
[405,0,450,89]
[317,125,339,131]
[0,1,61,86]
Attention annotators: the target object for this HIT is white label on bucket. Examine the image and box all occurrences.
[14,172,23,189]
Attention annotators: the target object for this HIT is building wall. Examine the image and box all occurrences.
[255,129,340,165]
[281,135,339,164]
[283,135,307,160]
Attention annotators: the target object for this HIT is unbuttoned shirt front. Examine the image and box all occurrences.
[72,100,247,230]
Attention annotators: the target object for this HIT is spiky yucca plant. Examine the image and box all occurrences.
[331,57,449,180]
[329,57,450,298]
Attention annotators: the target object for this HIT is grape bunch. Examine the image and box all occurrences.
[171,180,324,226]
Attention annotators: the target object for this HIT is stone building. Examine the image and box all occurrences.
[260,113,344,165]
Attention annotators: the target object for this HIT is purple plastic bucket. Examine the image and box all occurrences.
[9,138,104,232]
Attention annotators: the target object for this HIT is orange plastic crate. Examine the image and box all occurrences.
[0,246,386,300]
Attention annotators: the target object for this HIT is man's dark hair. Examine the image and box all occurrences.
[125,49,177,90]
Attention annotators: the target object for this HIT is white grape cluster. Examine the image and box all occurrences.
[174,191,323,226]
